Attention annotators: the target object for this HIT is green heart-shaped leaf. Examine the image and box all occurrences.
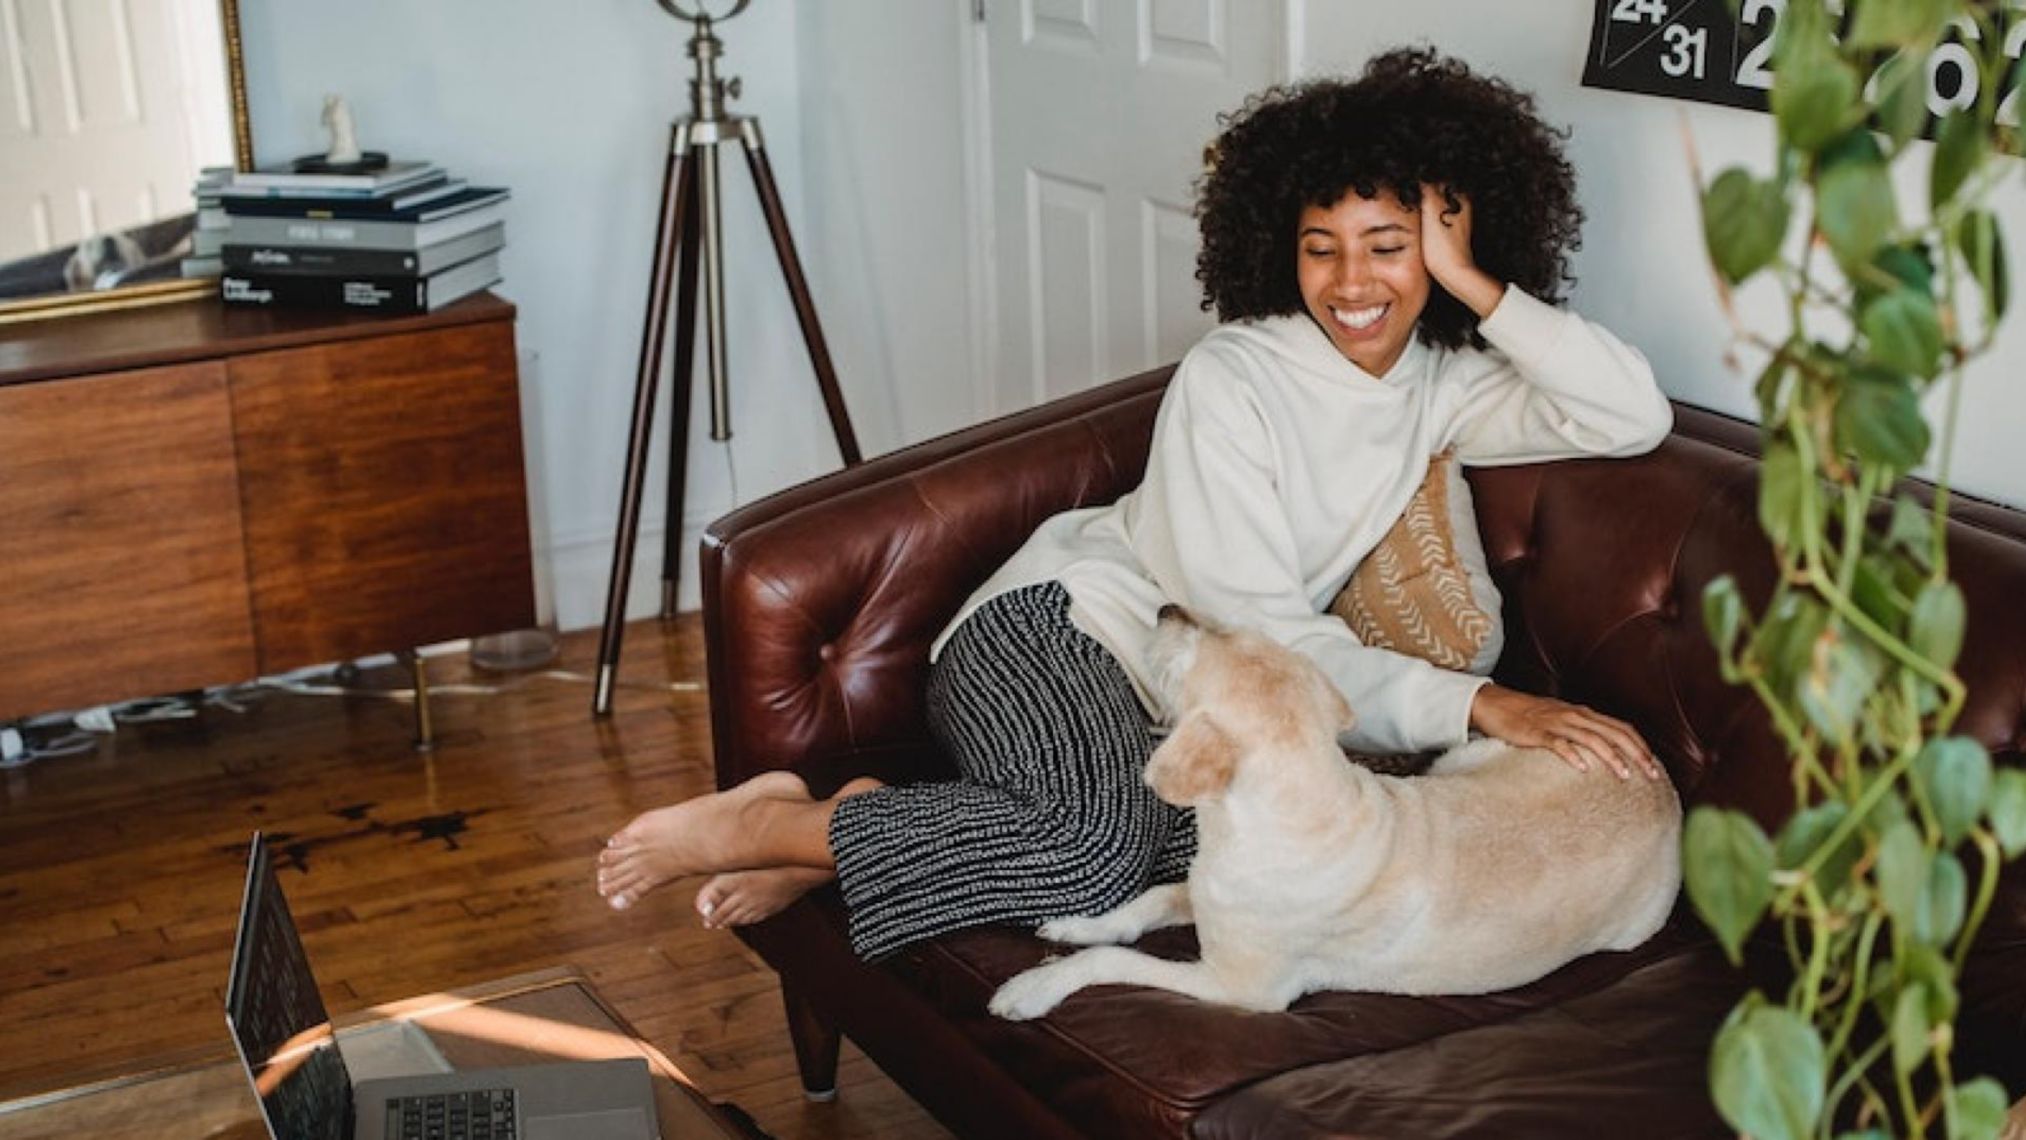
[1991,769,2026,857]
[1836,370,1930,472]
[1877,819,1929,930]
[1703,575,1745,665]
[1931,111,1986,213]
[1901,942,1961,1021]
[1861,288,1944,379]
[1960,210,2010,319]
[1705,168,1791,284]
[1819,156,1899,268]
[1916,851,1967,944]
[1758,442,1810,550]
[1915,737,1988,846]
[1947,1077,2010,1140]
[1907,581,1966,672]
[1776,802,1859,893]
[1871,52,1932,148]
[1890,983,1933,1073]
[1775,54,1861,153]
[1685,807,1775,964]
[1710,1001,1827,1140]
[1798,629,1883,742]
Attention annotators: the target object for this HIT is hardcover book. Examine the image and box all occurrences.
[222,223,506,278]
[223,204,507,252]
[221,252,502,315]
[217,175,468,209]
[229,160,441,193]
[221,186,507,223]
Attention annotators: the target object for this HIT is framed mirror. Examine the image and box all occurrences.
[0,0,251,324]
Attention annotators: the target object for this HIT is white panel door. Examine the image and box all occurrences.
[0,0,228,262]
[983,0,1282,411]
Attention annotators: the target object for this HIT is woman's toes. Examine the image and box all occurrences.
[695,884,725,923]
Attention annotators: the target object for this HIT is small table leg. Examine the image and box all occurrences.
[403,649,434,752]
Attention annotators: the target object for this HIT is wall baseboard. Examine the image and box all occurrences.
[545,511,714,633]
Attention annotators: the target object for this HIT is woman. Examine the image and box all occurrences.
[596,48,1672,961]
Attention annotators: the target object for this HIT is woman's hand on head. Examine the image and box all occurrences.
[1417,184,1506,319]
[1467,683,1665,782]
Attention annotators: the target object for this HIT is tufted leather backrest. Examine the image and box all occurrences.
[702,371,2026,837]
[702,367,1172,796]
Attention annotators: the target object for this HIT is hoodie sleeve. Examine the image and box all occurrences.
[1441,288,1673,465]
[1127,344,1487,754]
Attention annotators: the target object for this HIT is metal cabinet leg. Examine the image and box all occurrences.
[403,649,434,752]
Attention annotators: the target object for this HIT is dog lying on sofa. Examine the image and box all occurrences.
[990,604,1682,1020]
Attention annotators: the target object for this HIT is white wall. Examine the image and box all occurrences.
[795,0,2022,511]
[237,1,2025,634]
[791,1,984,452]
[1292,0,2025,509]
[239,0,835,627]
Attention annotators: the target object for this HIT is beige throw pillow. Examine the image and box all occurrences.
[1329,451,1503,677]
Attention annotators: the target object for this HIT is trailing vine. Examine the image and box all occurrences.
[1683,1,2026,1137]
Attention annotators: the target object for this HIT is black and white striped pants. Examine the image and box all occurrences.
[829,581,1196,961]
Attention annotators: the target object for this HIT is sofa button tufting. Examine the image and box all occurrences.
[818,643,838,662]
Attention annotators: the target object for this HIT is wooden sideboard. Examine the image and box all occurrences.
[0,294,535,723]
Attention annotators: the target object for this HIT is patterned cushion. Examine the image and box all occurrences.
[1329,451,1503,676]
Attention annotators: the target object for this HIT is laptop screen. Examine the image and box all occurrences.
[225,835,353,1140]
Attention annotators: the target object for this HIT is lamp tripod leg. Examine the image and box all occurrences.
[659,169,705,620]
[742,137,862,466]
[594,137,698,717]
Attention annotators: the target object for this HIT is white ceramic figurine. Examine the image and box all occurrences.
[321,95,361,165]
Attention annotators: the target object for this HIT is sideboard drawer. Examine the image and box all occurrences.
[0,361,258,718]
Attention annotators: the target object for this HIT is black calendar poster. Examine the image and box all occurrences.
[1583,0,2024,136]
[1583,0,1777,114]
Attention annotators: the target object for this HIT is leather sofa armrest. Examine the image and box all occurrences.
[700,365,1174,796]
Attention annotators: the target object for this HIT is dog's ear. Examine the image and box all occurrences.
[1146,710,1239,806]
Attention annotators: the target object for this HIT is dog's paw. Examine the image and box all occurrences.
[988,963,1077,1021]
[1036,915,1127,946]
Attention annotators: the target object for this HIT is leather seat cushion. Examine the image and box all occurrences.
[878,907,1758,1138]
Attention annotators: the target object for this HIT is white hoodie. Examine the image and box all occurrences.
[933,287,1672,754]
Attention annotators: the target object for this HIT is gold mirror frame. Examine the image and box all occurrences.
[0,0,252,325]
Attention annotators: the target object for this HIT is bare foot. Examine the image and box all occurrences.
[696,866,835,928]
[692,776,884,927]
[596,770,813,910]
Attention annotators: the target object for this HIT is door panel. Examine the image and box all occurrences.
[986,0,1280,411]
[1028,170,1107,403]
[0,0,228,261]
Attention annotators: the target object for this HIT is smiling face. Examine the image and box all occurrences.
[1295,190,1431,377]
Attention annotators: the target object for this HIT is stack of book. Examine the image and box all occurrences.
[216,159,507,315]
[182,167,232,278]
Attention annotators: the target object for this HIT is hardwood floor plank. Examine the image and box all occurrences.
[0,619,952,1138]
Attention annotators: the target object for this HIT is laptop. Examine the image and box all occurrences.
[225,834,662,1140]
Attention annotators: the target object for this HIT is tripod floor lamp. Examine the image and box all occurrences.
[593,0,862,716]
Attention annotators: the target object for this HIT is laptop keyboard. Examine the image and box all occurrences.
[388,1088,517,1140]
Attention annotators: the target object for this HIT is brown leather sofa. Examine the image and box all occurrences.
[700,365,2026,1138]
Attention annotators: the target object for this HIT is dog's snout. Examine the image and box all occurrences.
[1157,604,1191,627]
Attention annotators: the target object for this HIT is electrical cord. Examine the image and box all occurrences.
[0,667,700,769]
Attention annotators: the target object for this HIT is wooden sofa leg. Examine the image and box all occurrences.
[782,979,841,1102]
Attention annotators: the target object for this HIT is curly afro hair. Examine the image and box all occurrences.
[1195,47,1583,351]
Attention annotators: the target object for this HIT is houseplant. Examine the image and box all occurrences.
[1683,0,2026,1136]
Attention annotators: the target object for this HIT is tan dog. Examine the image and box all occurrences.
[989,605,1681,1019]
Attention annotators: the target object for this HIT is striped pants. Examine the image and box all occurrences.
[829,581,1196,961]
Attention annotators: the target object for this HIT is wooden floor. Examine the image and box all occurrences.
[0,617,952,1139]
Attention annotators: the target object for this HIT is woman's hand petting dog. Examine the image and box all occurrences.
[1468,683,1663,782]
